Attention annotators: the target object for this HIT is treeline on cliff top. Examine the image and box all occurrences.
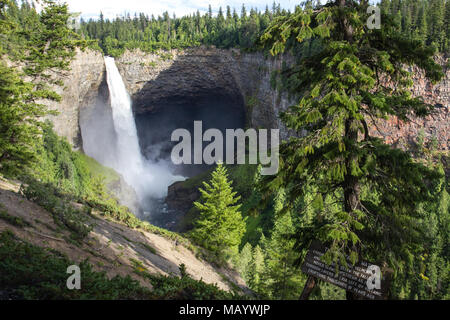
[4,1,449,57]
[46,0,450,56]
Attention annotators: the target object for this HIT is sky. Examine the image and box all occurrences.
[64,0,379,19]
[64,0,380,21]
[66,0,296,20]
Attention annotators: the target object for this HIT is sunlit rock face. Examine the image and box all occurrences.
[116,48,297,140]
[367,56,449,151]
[47,48,448,225]
[46,49,105,149]
[50,48,448,154]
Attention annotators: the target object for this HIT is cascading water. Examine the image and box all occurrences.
[104,56,145,191]
[90,56,184,220]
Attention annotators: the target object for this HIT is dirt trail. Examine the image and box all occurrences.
[0,178,246,292]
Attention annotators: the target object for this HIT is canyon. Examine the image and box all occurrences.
[46,47,449,224]
[49,48,449,153]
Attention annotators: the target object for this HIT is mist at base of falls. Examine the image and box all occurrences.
[80,57,184,221]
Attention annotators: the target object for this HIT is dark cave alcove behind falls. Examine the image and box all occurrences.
[134,92,247,178]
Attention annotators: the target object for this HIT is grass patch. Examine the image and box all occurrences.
[122,235,133,243]
[0,209,31,228]
[80,154,120,186]
[139,242,157,255]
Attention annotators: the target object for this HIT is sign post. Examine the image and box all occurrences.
[300,241,392,300]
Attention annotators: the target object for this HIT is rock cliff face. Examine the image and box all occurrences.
[46,49,105,149]
[49,48,448,154]
[48,48,449,218]
[116,48,295,139]
[115,48,448,148]
[368,57,449,150]
[45,49,141,213]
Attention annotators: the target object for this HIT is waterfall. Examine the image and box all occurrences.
[101,56,184,213]
[104,56,144,189]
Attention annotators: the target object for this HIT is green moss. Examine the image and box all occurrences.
[177,168,214,189]
[79,154,119,186]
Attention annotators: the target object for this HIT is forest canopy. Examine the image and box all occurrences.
[60,0,450,56]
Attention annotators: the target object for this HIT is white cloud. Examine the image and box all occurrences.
[65,0,299,20]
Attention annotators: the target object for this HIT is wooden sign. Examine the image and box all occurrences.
[301,241,392,300]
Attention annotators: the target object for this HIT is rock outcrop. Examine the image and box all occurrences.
[368,57,449,150]
[48,48,448,154]
[116,48,296,139]
[46,49,105,149]
[116,48,448,147]
[46,48,449,221]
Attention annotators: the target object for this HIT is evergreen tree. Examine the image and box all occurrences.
[260,189,303,299]
[446,0,450,50]
[191,163,246,259]
[391,165,449,299]
[261,0,444,299]
[248,244,265,293]
[417,4,428,43]
[73,1,448,56]
[236,242,253,282]
[241,4,247,21]
[0,0,84,175]
[0,62,42,174]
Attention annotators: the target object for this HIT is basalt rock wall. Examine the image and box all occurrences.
[49,48,448,153]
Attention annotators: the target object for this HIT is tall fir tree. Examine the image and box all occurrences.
[260,188,303,299]
[0,0,84,175]
[261,0,444,299]
[191,163,246,259]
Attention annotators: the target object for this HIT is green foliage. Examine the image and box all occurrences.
[0,230,156,300]
[191,163,246,261]
[389,168,449,299]
[0,0,86,176]
[256,189,304,299]
[247,244,266,293]
[22,179,93,242]
[0,205,31,228]
[77,4,289,56]
[0,62,43,175]
[380,0,450,53]
[235,242,253,282]
[30,123,96,197]
[138,264,239,300]
[21,0,86,81]
[259,0,447,299]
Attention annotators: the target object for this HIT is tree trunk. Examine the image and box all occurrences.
[299,276,317,300]
[344,119,361,215]
[339,0,361,300]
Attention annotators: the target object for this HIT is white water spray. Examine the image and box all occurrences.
[103,57,183,209]
[104,57,143,186]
